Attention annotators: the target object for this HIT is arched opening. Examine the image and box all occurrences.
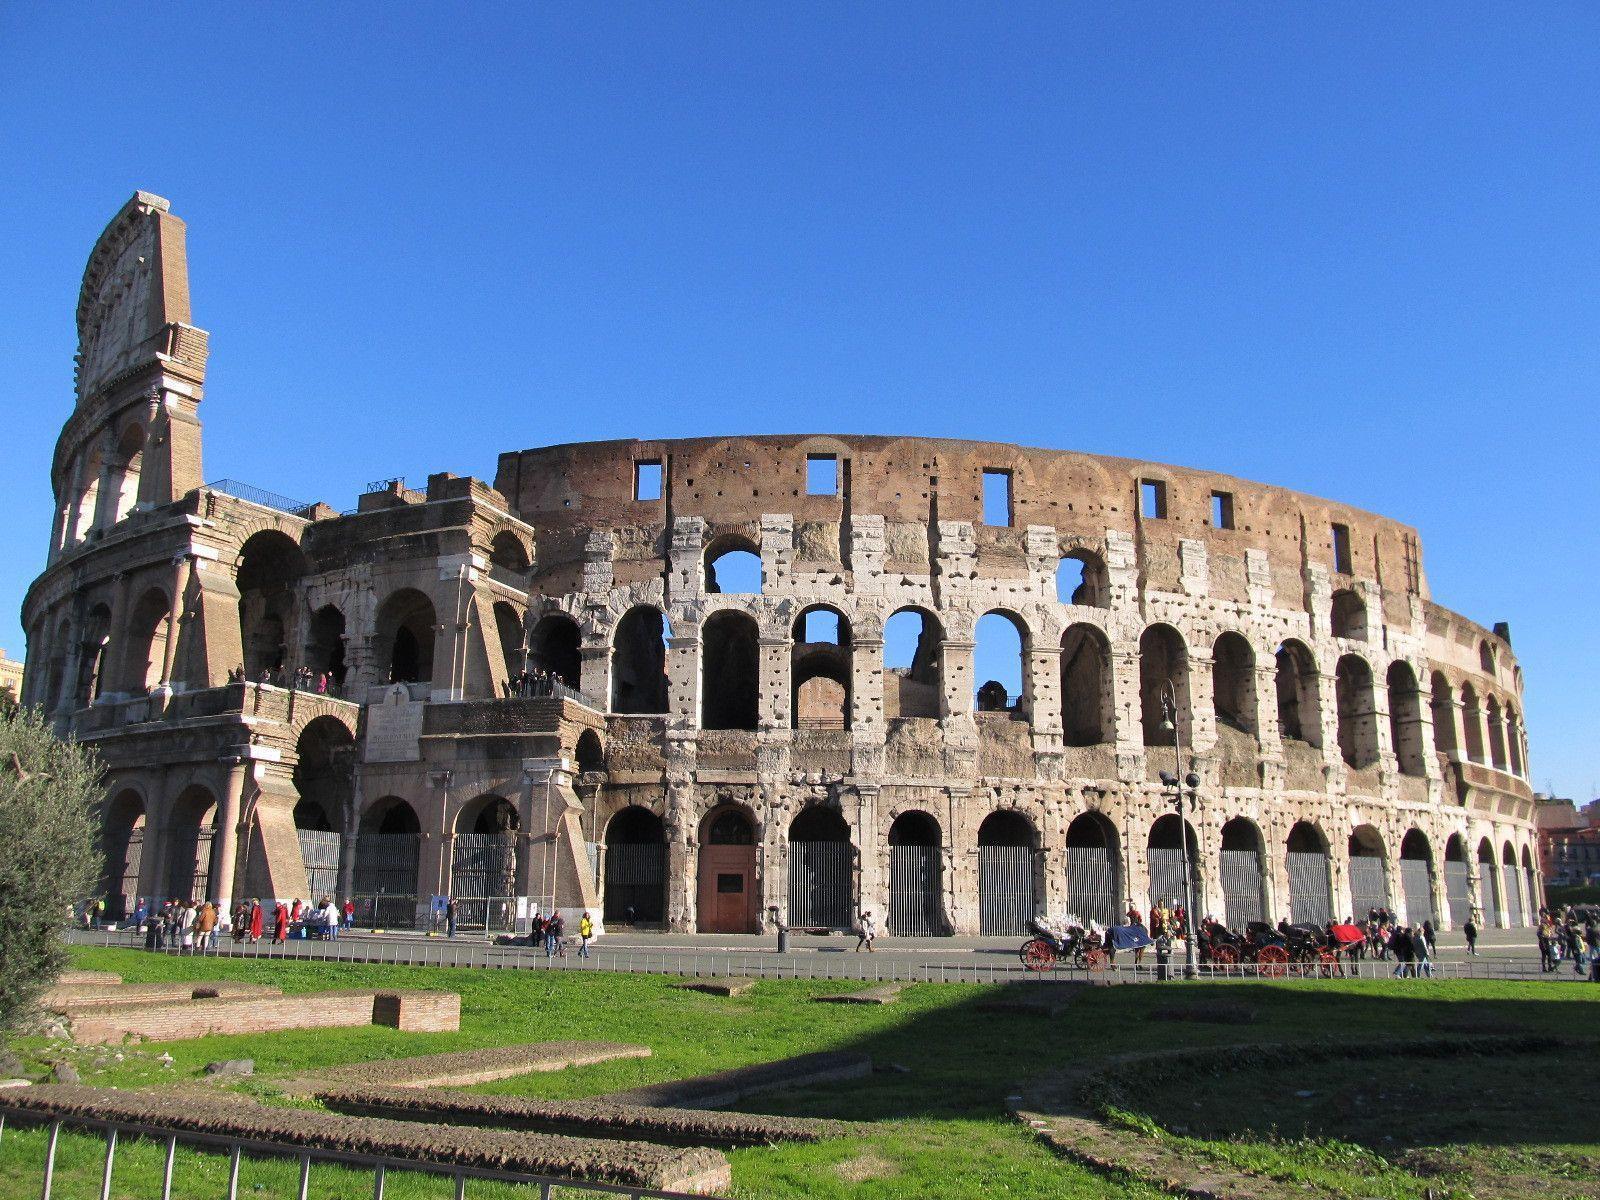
[1399,829,1435,925]
[611,606,670,714]
[603,806,665,925]
[1521,845,1538,919]
[701,610,759,730]
[305,605,347,692]
[1460,683,1486,764]
[452,795,519,931]
[1061,624,1112,746]
[1331,589,1367,641]
[1335,654,1378,768]
[884,607,941,719]
[704,538,763,595]
[1286,822,1333,925]
[74,603,113,709]
[354,797,422,928]
[887,811,943,936]
[493,601,525,690]
[1274,640,1321,746]
[1429,672,1457,758]
[698,806,758,933]
[1500,841,1525,926]
[107,424,145,525]
[1348,825,1390,917]
[489,531,531,580]
[164,785,218,902]
[1055,550,1108,608]
[787,807,852,930]
[974,611,1027,716]
[1146,814,1200,915]
[1139,624,1189,746]
[792,606,851,730]
[575,730,605,776]
[71,448,103,544]
[1443,835,1471,927]
[123,587,172,694]
[1485,696,1508,770]
[1387,661,1427,777]
[1477,837,1502,923]
[237,531,307,680]
[1063,812,1120,926]
[377,589,437,685]
[528,612,581,689]
[1506,703,1525,777]
[101,790,146,921]
[977,811,1037,935]
[1219,818,1267,928]
[294,717,353,901]
[1478,640,1496,675]
[1211,632,1257,737]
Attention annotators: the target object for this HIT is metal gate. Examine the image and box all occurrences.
[1501,862,1525,926]
[297,830,342,901]
[165,825,214,902]
[1525,867,1539,919]
[1220,848,1266,928]
[789,840,852,929]
[452,833,518,930]
[1444,858,1471,927]
[979,845,1034,936]
[353,833,421,928]
[1063,845,1118,926]
[1287,850,1332,925]
[1348,854,1389,917]
[114,829,144,920]
[1399,858,1435,926]
[888,844,942,936]
[1147,848,1197,914]
[604,843,666,923]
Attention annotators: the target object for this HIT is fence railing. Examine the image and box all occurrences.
[204,479,314,517]
[0,1105,723,1200]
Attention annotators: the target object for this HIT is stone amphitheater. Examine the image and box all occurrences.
[20,193,1540,940]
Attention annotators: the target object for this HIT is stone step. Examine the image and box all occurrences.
[671,978,755,997]
[316,1042,651,1089]
[813,983,903,1005]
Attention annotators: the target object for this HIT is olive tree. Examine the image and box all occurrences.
[0,708,100,1033]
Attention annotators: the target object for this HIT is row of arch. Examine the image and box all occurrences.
[55,420,147,554]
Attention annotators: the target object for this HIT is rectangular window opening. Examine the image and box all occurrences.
[982,469,1012,527]
[1140,479,1167,520]
[1211,491,1234,530]
[1332,522,1352,574]
[806,454,838,496]
[634,460,662,502]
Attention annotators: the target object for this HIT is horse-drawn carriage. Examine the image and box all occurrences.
[1019,919,1109,972]
[1198,920,1292,975]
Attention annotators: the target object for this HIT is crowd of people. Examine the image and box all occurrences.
[502,666,565,698]
[225,665,344,696]
[1537,906,1600,975]
[118,895,359,950]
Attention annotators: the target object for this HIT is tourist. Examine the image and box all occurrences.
[1463,915,1479,956]
[133,897,148,930]
[290,898,302,925]
[273,901,289,944]
[855,910,877,953]
[1537,918,1557,972]
[1391,924,1415,978]
[1125,898,1142,926]
[1421,920,1437,956]
[1412,925,1434,977]
[446,896,459,938]
[578,911,594,958]
[343,898,355,929]
[322,897,340,939]
[249,898,264,943]
[547,911,565,957]
[179,901,196,954]
[143,904,160,951]
[196,900,216,952]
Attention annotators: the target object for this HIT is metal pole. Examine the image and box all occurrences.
[227,1145,242,1200]
[373,1162,386,1200]
[41,1122,61,1200]
[99,1127,118,1200]
[297,1153,311,1200]
[160,1135,176,1200]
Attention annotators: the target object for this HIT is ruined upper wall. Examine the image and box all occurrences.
[494,434,1428,607]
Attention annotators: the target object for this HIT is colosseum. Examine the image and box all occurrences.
[20,193,1542,938]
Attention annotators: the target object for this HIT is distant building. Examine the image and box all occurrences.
[1536,795,1600,887]
[0,650,23,705]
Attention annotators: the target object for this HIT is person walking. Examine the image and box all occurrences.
[1422,920,1437,957]
[179,902,196,954]
[248,899,264,943]
[1463,916,1479,956]
[578,911,593,958]
[1412,925,1434,977]
[322,897,340,940]
[343,898,355,930]
[273,901,289,944]
[855,910,878,953]
[547,911,565,958]
[1391,925,1415,977]
[446,896,459,938]
[196,901,216,953]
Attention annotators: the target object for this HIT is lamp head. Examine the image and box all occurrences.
[1158,770,1178,787]
[1184,772,1201,790]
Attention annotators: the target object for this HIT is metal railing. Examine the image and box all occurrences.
[204,479,314,517]
[0,1106,723,1200]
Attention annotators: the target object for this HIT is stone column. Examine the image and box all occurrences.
[158,556,188,687]
[212,755,249,908]
[850,635,885,734]
[1253,663,1283,757]
[1027,644,1064,744]
[759,635,792,730]
[939,637,976,725]
[854,786,882,920]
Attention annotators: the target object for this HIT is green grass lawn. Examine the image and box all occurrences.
[0,947,1591,1199]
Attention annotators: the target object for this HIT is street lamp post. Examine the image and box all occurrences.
[1159,682,1202,979]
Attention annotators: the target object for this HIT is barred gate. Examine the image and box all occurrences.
[1287,850,1332,925]
[979,845,1035,936]
[1444,858,1472,926]
[297,830,342,901]
[114,830,143,920]
[1524,867,1539,918]
[165,826,214,902]
[1501,862,1525,926]
[1348,854,1389,917]
[452,834,518,930]
[603,843,666,923]
[888,844,942,936]
[1399,858,1435,926]
[1147,848,1197,914]
[353,833,421,928]
[1063,845,1118,926]
[789,840,852,929]
[1219,848,1266,928]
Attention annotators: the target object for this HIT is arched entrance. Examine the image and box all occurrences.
[1399,830,1436,926]
[1522,846,1539,919]
[294,717,353,902]
[237,531,306,679]
[698,807,758,934]
[978,811,1037,935]
[102,790,146,920]
[603,807,666,925]
[1477,838,1501,922]
[354,798,422,929]
[1348,825,1390,917]
[1501,842,1525,926]
[1063,813,1119,926]
[1443,835,1471,927]
[1286,822,1333,926]
[1146,814,1201,916]
[788,807,853,930]
[451,795,519,932]
[887,811,943,936]
[1219,818,1267,928]
[164,786,218,902]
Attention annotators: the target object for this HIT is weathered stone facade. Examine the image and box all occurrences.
[21,194,1541,935]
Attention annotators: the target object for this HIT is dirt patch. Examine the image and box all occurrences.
[834,1151,900,1182]
[314,1042,650,1088]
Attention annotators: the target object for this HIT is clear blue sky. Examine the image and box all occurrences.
[2,7,1596,798]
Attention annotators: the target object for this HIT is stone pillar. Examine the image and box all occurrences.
[1253,663,1283,757]
[158,556,187,686]
[851,635,885,734]
[580,644,609,710]
[666,632,701,727]
[759,635,791,730]
[212,755,249,908]
[1027,644,1064,743]
[1186,650,1216,753]
[939,637,975,725]
[854,786,882,920]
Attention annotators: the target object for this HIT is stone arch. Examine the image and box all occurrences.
[1477,836,1502,922]
[1443,833,1472,926]
[603,805,666,924]
[101,788,147,920]
[164,784,218,903]
[974,610,1028,714]
[1139,623,1189,746]
[236,530,307,679]
[977,810,1038,936]
[1478,639,1497,676]
[1348,824,1390,916]
[1429,671,1457,757]
[107,420,145,525]
[611,605,670,714]
[1285,821,1333,925]
[1399,828,1436,925]
[1146,813,1200,914]
[354,796,422,927]
[1274,639,1321,747]
[704,535,762,595]
[701,609,760,730]
[528,611,581,688]
[1521,844,1539,917]
[1331,588,1367,641]
[1485,695,1508,770]
[884,607,941,718]
[787,806,853,930]
[1500,840,1525,925]
[575,729,605,774]
[74,602,113,709]
[1063,811,1120,926]
[792,605,851,730]
[305,604,347,691]
[1335,654,1378,768]
[292,715,354,831]
[1460,683,1486,763]
[1060,623,1112,746]
[452,794,519,930]
[1211,631,1257,736]
[70,444,103,544]
[122,586,172,694]
[489,530,531,575]
[493,601,525,684]
[376,589,437,684]
[698,803,759,934]
[1056,549,1109,608]
[1506,702,1525,777]
[1386,661,1427,776]
[1218,817,1267,928]
[886,810,944,936]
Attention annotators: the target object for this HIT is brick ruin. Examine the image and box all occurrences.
[20,194,1541,937]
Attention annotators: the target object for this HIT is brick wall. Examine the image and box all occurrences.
[68,989,458,1045]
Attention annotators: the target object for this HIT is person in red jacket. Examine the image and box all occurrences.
[273,902,288,943]
[248,899,264,942]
